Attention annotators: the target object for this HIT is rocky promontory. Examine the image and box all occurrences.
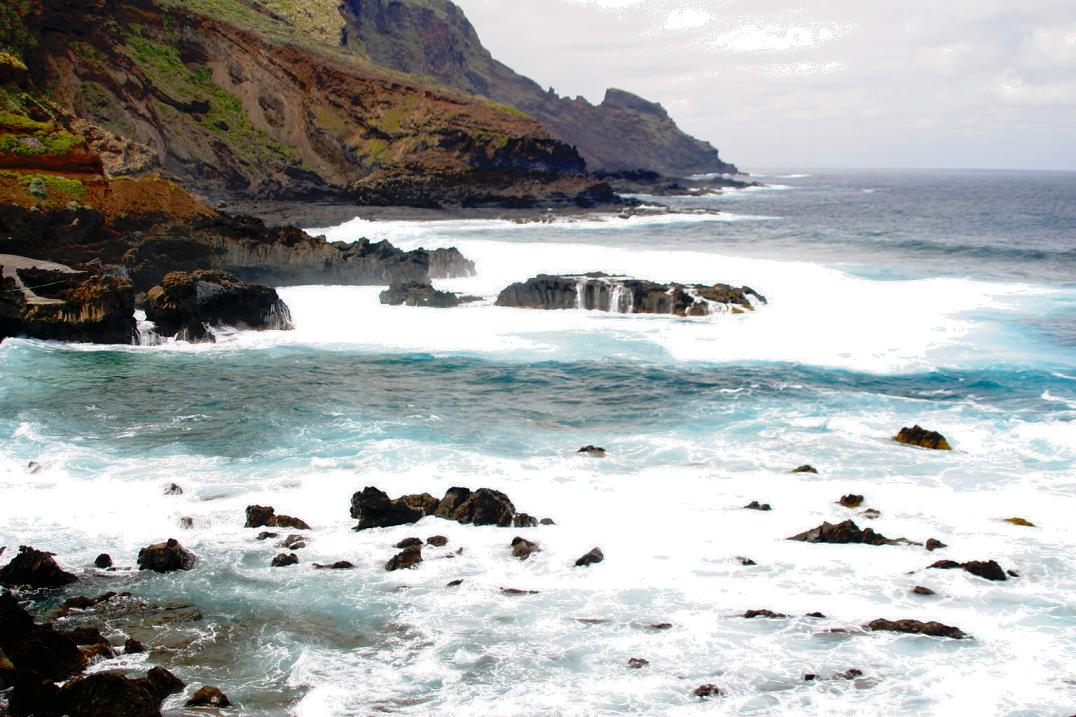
[495,273,766,316]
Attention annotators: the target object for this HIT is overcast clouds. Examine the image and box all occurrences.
[452,0,1076,171]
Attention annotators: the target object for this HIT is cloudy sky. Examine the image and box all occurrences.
[453,0,1076,171]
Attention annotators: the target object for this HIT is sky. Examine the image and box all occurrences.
[452,0,1076,171]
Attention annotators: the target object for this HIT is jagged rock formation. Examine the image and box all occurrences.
[338,0,736,176]
[495,273,766,316]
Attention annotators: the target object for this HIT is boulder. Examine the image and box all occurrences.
[925,538,947,552]
[186,685,232,708]
[145,270,293,342]
[444,488,515,527]
[788,520,910,546]
[865,618,967,639]
[929,559,1008,581]
[385,546,423,571]
[496,273,765,316]
[693,684,725,698]
[379,281,461,308]
[271,553,299,568]
[1003,517,1035,527]
[426,536,449,547]
[742,609,787,619]
[124,638,145,654]
[743,501,771,511]
[277,535,307,550]
[511,537,540,560]
[540,518,556,526]
[163,483,183,495]
[577,445,606,457]
[575,547,604,567]
[351,487,424,530]
[894,425,951,450]
[395,537,423,550]
[513,513,539,528]
[838,494,864,508]
[313,561,355,570]
[791,465,818,474]
[447,579,464,587]
[912,586,935,596]
[0,267,138,344]
[136,539,196,573]
[0,546,78,588]
[400,493,441,515]
[627,658,649,669]
[432,487,472,519]
[737,557,757,566]
[16,667,186,717]
[245,505,310,530]
[0,592,84,681]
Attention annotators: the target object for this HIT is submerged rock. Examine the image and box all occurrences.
[894,425,952,450]
[500,587,539,596]
[145,269,293,342]
[742,609,787,619]
[0,546,79,588]
[379,281,462,308]
[271,553,299,568]
[838,494,864,508]
[627,657,649,669]
[186,685,232,708]
[385,546,423,571]
[929,559,1008,581]
[124,638,145,654]
[744,501,771,511]
[577,445,607,457]
[496,273,765,316]
[788,520,911,546]
[865,618,967,639]
[511,537,540,560]
[163,483,183,495]
[575,547,605,567]
[513,513,539,528]
[791,465,818,474]
[137,539,196,573]
[313,561,355,570]
[859,509,881,520]
[277,535,307,550]
[1003,517,1036,527]
[912,586,936,596]
[395,537,423,550]
[693,684,725,698]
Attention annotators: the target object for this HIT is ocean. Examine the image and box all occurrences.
[1,169,1074,715]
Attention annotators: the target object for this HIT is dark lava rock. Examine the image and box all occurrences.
[963,560,1008,582]
[82,642,118,663]
[400,493,441,515]
[805,612,827,618]
[865,618,967,639]
[94,554,113,569]
[628,657,650,669]
[513,513,539,528]
[577,445,607,457]
[186,685,232,708]
[145,269,293,341]
[137,539,196,573]
[256,532,279,541]
[277,535,307,550]
[1007,570,1020,578]
[791,465,818,474]
[244,505,310,531]
[163,483,184,495]
[929,560,962,570]
[744,501,771,511]
[313,561,355,570]
[839,668,864,680]
[742,609,787,619]
[575,547,604,567]
[788,520,909,546]
[860,509,881,520]
[385,546,423,571]
[446,579,464,587]
[271,553,299,568]
[439,487,516,527]
[501,588,539,596]
[45,672,163,717]
[912,586,936,596]
[124,638,145,654]
[138,666,186,702]
[426,536,449,547]
[894,425,952,450]
[648,623,673,630]
[540,518,556,526]
[693,684,725,698]
[351,487,424,530]
[511,537,540,560]
[737,557,757,566]
[839,494,864,508]
[0,546,79,588]
[64,627,107,646]
[804,673,817,681]
[379,281,461,308]
[395,537,423,550]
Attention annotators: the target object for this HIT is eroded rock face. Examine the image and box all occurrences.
[145,270,293,342]
[0,591,85,682]
[0,546,78,588]
[353,486,523,530]
[351,487,425,530]
[446,488,516,527]
[495,273,766,316]
[894,425,952,450]
[379,281,461,308]
[136,539,196,573]
[865,618,967,639]
[788,520,911,546]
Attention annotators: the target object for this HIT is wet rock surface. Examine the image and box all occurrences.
[385,546,423,571]
[186,685,232,708]
[575,547,605,567]
[0,546,79,588]
[894,425,952,450]
[245,505,310,530]
[379,281,469,308]
[788,520,912,546]
[865,618,967,639]
[137,539,196,573]
[930,559,1008,581]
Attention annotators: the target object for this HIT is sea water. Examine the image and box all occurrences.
[0,170,1074,716]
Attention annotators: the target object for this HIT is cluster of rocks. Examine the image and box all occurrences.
[350,486,548,530]
[379,281,479,308]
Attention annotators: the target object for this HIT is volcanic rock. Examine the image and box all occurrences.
[163,483,183,495]
[742,609,787,619]
[513,513,539,528]
[925,538,947,552]
[271,553,299,568]
[627,658,649,669]
[838,494,864,508]
[385,546,423,571]
[865,618,967,639]
[426,536,449,547]
[395,538,423,550]
[440,488,515,527]
[744,501,771,511]
[136,539,196,573]
[245,505,310,530]
[912,586,936,596]
[511,537,540,560]
[575,547,604,567]
[351,487,424,530]
[788,520,910,546]
[577,445,607,457]
[0,546,78,588]
[379,281,462,308]
[791,465,818,474]
[313,561,355,570]
[693,684,725,698]
[894,425,952,450]
[186,685,232,708]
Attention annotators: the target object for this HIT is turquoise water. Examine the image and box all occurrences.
[1,171,1074,715]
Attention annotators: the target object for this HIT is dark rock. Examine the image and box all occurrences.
[399,493,441,515]
[351,487,424,530]
[742,609,787,619]
[379,281,461,308]
[929,560,962,570]
[860,509,881,520]
[124,638,145,654]
[738,557,757,566]
[26,461,42,474]
[511,537,540,560]
[443,488,515,527]
[894,425,952,450]
[500,587,539,595]
[912,586,936,596]
[925,539,948,552]
[446,579,464,587]
[313,561,355,570]
[838,494,864,508]
[627,657,649,669]
[271,553,299,568]
[267,514,310,530]
[145,269,293,340]
[513,513,539,528]
[743,501,771,511]
[804,673,817,681]
[791,465,818,474]
[256,532,279,541]
[648,623,673,630]
[137,666,186,702]
[137,539,195,573]
[805,612,827,619]
[277,535,307,550]
[693,684,725,698]
[245,505,310,530]
[540,518,556,526]
[163,483,184,495]
[82,642,118,663]
[577,445,607,457]
[426,536,448,547]
[186,685,232,708]
[64,627,107,646]
[395,538,423,550]
[178,517,195,530]
[1003,517,1035,527]
[0,546,79,588]
[46,672,162,717]
[496,274,764,316]
[432,487,472,519]
[788,520,910,546]
[94,554,113,569]
[963,560,1008,582]
[838,668,864,680]
[1007,570,1020,578]
[385,546,422,571]
[575,547,604,567]
[865,618,967,639]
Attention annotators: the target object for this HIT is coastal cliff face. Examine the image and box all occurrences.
[7,0,608,208]
[338,0,737,176]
